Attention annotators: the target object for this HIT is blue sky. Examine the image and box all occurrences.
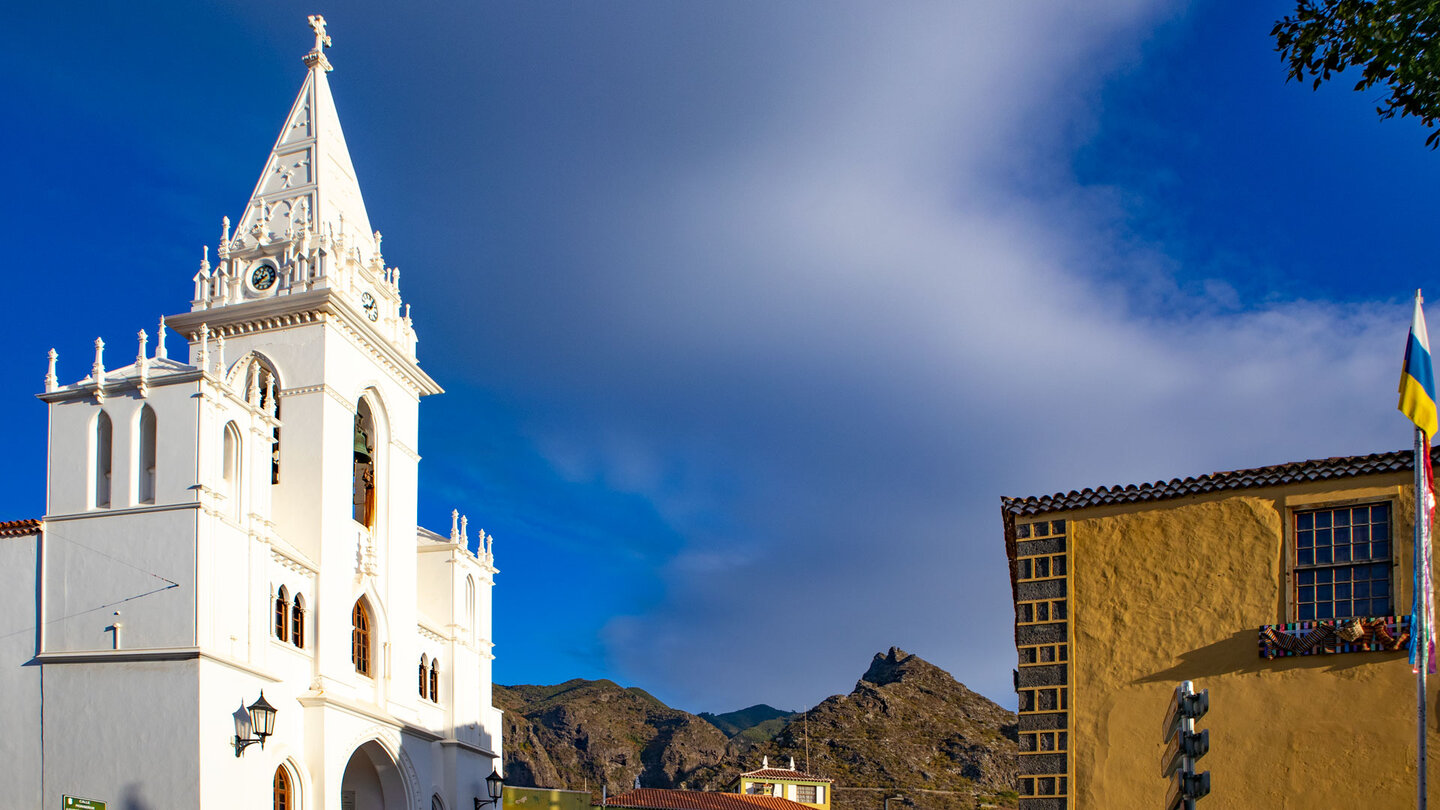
[4,2,1438,714]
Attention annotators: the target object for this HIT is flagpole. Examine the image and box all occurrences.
[1419,424,1429,810]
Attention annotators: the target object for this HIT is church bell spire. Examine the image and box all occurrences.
[180,16,425,367]
[222,15,376,272]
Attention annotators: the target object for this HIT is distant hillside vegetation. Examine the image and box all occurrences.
[698,705,797,738]
[498,649,1017,810]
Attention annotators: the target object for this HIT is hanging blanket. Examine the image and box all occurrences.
[1258,616,1410,659]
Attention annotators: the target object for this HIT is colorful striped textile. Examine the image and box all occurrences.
[1399,294,1439,440]
[1397,294,1437,674]
[1413,445,1437,674]
[1258,616,1410,659]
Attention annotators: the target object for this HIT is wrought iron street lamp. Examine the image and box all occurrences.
[475,769,504,808]
[233,691,278,757]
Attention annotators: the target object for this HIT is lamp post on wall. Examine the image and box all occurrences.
[232,691,278,757]
[1161,680,1210,809]
[475,769,503,809]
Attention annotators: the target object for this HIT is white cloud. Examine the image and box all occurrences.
[419,1,1409,710]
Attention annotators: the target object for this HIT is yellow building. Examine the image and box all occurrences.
[605,787,815,810]
[507,786,595,810]
[1001,448,1440,809]
[734,758,832,810]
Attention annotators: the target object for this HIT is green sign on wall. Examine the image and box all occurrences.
[63,796,106,810]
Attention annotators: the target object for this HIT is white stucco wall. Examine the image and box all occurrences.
[42,508,198,653]
[43,659,201,808]
[0,529,42,809]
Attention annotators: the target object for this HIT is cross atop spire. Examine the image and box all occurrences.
[226,16,373,265]
[303,14,333,72]
[308,15,331,51]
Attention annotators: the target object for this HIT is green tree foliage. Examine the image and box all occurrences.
[1273,1,1440,146]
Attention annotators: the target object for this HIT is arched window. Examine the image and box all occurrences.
[273,765,292,810]
[274,586,289,642]
[352,399,377,528]
[419,654,428,697]
[245,357,282,484]
[94,411,113,508]
[222,421,242,519]
[466,575,476,644]
[352,599,371,676]
[430,657,439,702]
[291,593,305,648]
[138,405,157,504]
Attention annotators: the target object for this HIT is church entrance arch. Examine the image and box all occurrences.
[340,739,409,810]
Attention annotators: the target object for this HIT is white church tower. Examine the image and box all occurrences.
[1,17,504,810]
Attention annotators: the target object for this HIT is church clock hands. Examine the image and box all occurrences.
[250,262,278,291]
[360,291,379,321]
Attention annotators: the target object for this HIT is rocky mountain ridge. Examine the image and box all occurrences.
[698,704,797,740]
[498,648,1018,810]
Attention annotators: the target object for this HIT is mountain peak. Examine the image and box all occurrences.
[499,649,1017,810]
[858,646,943,687]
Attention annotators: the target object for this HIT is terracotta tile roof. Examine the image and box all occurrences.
[1002,447,1435,516]
[0,519,42,538]
[738,769,833,783]
[602,790,814,810]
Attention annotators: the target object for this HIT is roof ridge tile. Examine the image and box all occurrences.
[1001,447,1433,516]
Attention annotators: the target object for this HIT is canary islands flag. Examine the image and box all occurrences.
[1401,292,1439,673]
[1400,294,1439,440]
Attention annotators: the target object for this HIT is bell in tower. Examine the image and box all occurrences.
[352,405,376,528]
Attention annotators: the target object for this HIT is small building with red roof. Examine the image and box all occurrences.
[594,758,835,810]
[733,757,833,810]
[602,788,814,810]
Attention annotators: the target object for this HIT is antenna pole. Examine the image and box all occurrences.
[803,706,810,773]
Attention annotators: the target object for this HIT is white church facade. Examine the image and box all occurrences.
[0,18,504,810]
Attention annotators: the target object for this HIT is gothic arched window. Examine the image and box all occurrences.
[138,405,157,504]
[352,599,371,676]
[244,356,282,485]
[352,399,377,528]
[291,593,305,648]
[430,657,439,702]
[94,410,113,508]
[273,765,292,810]
[466,575,476,644]
[419,654,429,697]
[222,421,242,519]
[274,586,289,642]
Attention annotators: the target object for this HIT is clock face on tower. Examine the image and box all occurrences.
[361,291,379,321]
[250,262,278,291]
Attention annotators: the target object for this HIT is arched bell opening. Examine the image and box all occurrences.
[241,354,283,485]
[352,398,377,528]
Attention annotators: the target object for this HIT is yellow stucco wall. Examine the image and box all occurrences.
[738,777,830,810]
[505,785,595,810]
[1062,474,1440,808]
